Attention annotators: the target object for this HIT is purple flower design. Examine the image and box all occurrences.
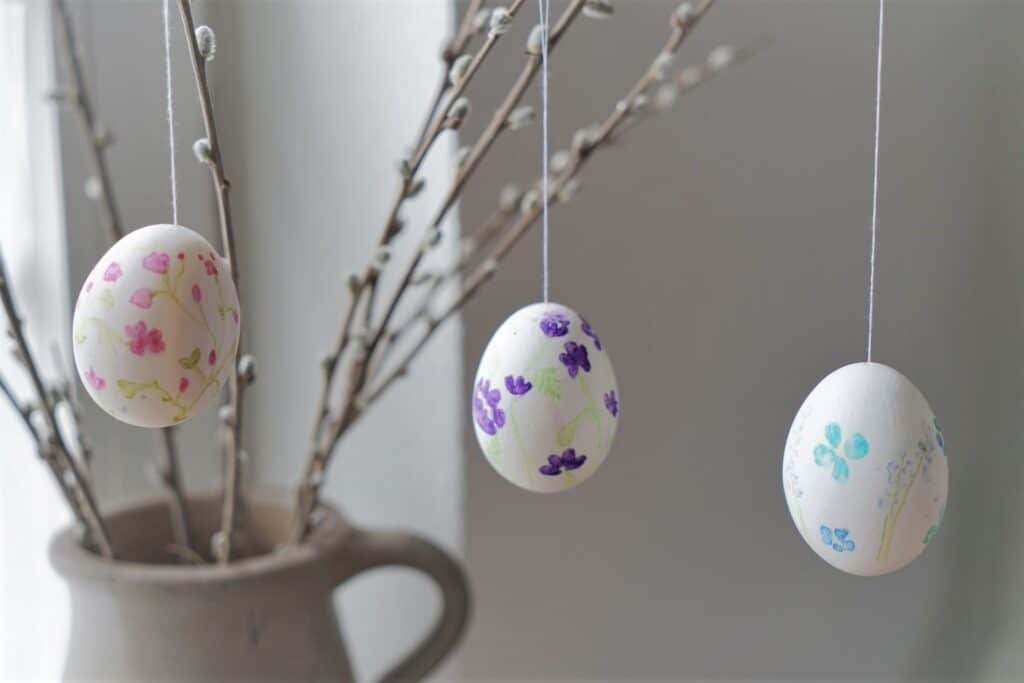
[581,317,602,351]
[474,379,505,435]
[473,397,496,435]
[539,310,570,337]
[539,448,588,476]
[504,375,533,396]
[559,341,591,378]
[604,390,619,417]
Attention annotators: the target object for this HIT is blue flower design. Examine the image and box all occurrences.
[581,317,602,351]
[539,448,588,476]
[924,504,945,545]
[813,422,868,483]
[559,341,591,378]
[820,525,856,553]
[539,311,570,337]
[473,379,505,435]
[604,390,618,417]
[934,417,945,452]
[504,375,532,396]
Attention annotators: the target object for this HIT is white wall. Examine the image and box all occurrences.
[1,2,72,678]
[459,1,1024,680]
[56,2,464,681]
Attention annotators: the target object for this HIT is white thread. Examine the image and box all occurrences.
[538,0,551,303]
[162,0,178,226]
[867,0,884,362]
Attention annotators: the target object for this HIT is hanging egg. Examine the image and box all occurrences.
[472,302,619,493]
[782,362,947,576]
[72,224,240,428]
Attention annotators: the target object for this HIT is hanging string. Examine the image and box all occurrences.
[162,0,179,226]
[538,0,551,303]
[866,0,884,362]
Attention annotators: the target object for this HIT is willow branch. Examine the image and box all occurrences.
[364,3,735,406]
[411,0,484,152]
[46,343,94,480]
[154,426,192,551]
[0,249,113,558]
[52,0,124,243]
[0,373,37,439]
[365,0,586,373]
[409,0,526,175]
[311,2,529,449]
[297,1,530,527]
[368,205,515,379]
[289,0,586,543]
[177,0,246,564]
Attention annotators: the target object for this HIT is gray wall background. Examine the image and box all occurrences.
[457,1,1024,681]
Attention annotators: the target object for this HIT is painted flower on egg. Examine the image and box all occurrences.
[72,224,240,428]
[782,362,948,576]
[472,302,619,493]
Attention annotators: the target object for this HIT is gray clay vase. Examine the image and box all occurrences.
[49,492,470,682]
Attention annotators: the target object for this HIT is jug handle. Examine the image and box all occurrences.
[333,527,471,682]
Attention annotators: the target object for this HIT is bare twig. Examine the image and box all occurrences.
[155,426,192,550]
[0,249,113,558]
[310,1,529,449]
[0,373,38,439]
[296,2,532,534]
[290,0,587,543]
[52,0,124,244]
[167,542,207,565]
[369,204,516,378]
[411,0,485,151]
[365,3,732,410]
[176,0,247,564]
[46,343,94,480]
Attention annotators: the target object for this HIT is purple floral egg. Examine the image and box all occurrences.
[471,302,619,493]
[72,224,240,428]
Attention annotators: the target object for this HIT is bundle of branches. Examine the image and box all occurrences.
[0,0,746,563]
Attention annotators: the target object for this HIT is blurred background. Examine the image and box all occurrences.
[3,0,1024,681]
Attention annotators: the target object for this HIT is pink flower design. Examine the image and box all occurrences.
[198,253,218,276]
[85,367,106,391]
[142,251,170,274]
[177,252,185,261]
[85,281,94,293]
[178,377,189,394]
[125,320,166,356]
[231,310,239,324]
[208,349,217,366]
[191,284,202,303]
[103,262,122,282]
[129,288,154,309]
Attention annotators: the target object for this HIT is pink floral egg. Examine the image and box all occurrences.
[471,302,619,493]
[72,224,240,428]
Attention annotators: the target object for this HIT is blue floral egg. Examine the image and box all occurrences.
[472,302,619,493]
[782,363,947,576]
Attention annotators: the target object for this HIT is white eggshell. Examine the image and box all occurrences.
[72,224,240,428]
[782,362,947,576]
[472,302,619,493]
